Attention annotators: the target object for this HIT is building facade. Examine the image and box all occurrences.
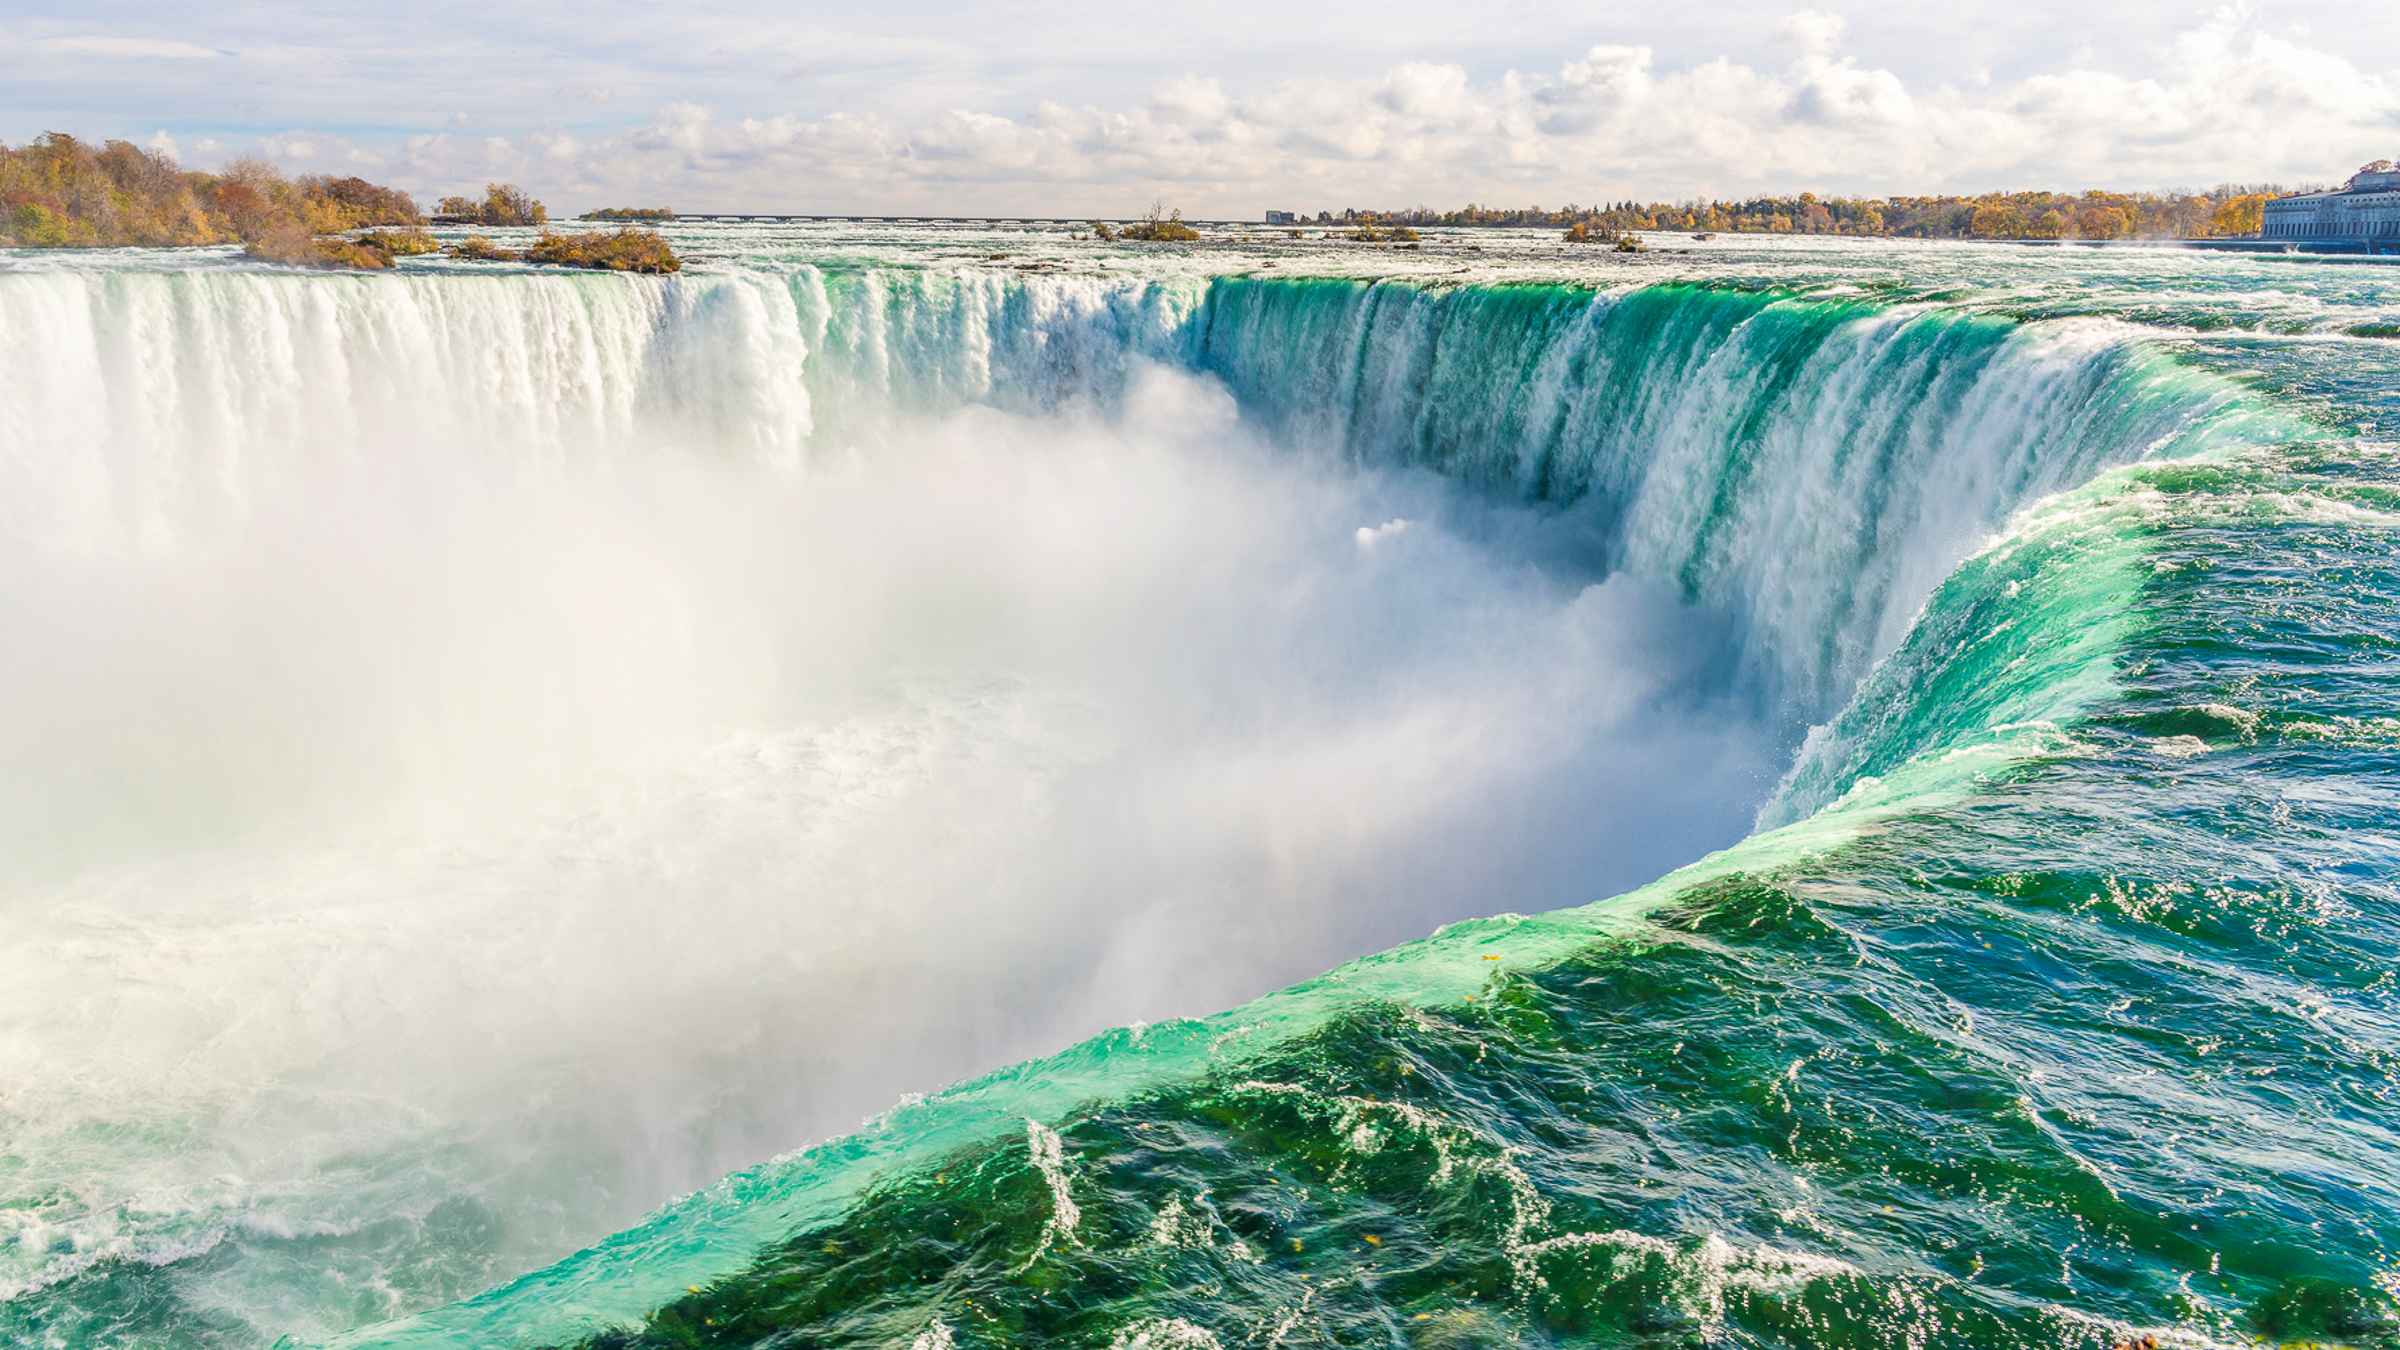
[2262,164,2400,242]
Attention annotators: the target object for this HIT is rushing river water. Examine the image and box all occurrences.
[2,224,2396,1348]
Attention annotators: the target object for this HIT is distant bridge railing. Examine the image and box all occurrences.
[653,214,1275,227]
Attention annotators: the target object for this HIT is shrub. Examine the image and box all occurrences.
[584,206,675,221]
[313,238,396,269]
[357,227,440,256]
[1091,221,1118,241]
[448,235,523,262]
[7,201,93,247]
[523,227,681,273]
[242,219,391,270]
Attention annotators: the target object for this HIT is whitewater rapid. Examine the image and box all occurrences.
[0,238,2335,1347]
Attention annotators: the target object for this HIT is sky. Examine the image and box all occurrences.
[3,0,2397,216]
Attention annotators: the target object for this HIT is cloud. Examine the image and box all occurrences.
[1780,12,1914,127]
[1151,75,1232,126]
[1377,63,1472,121]
[8,4,2392,213]
[35,35,221,60]
[1538,45,1652,134]
[1781,9,1846,59]
[508,6,2384,213]
[632,101,712,157]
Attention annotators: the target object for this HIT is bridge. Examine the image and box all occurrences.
[617,214,1271,227]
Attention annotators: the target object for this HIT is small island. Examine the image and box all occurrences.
[445,228,682,273]
[1,133,677,273]
[1563,220,1644,251]
[434,183,547,227]
[582,207,676,222]
[1092,203,1201,242]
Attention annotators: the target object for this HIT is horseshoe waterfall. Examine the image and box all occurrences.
[2,229,2395,1350]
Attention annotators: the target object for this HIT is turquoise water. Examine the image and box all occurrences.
[2,229,2395,1347]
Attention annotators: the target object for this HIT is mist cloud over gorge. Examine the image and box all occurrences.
[0,365,1781,1302]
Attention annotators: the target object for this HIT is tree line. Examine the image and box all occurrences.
[0,132,673,270]
[1,131,420,248]
[1303,186,2293,240]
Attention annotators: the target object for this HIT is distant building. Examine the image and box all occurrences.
[2262,162,2400,241]
[1264,210,1297,225]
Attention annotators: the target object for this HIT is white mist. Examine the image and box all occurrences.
[0,272,1782,1339]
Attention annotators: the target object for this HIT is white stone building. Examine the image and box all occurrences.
[2262,164,2400,242]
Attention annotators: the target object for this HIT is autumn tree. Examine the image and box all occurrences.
[481,183,547,226]
[2208,193,2269,237]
